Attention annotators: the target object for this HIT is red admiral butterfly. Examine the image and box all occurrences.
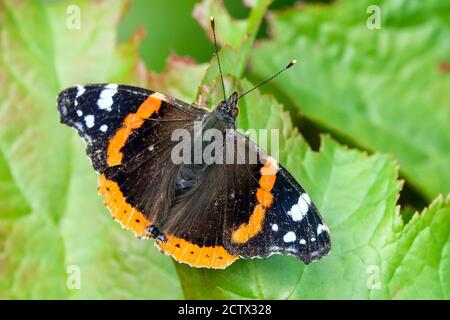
[57,18,330,269]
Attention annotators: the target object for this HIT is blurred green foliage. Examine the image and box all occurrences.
[119,0,211,72]
[0,0,449,299]
[0,0,181,299]
[119,0,332,71]
[250,0,450,201]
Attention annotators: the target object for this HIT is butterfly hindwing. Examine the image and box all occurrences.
[222,133,331,264]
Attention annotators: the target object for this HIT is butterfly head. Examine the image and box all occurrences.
[215,91,239,121]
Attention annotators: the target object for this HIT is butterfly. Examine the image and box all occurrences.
[56,17,330,269]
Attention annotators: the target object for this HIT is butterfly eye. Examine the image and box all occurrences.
[218,101,226,109]
[231,107,239,118]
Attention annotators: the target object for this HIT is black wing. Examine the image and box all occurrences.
[222,132,331,264]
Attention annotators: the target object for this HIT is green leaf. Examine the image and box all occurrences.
[119,0,212,72]
[0,0,181,299]
[194,0,273,91]
[384,196,450,299]
[250,0,450,200]
[0,149,31,219]
[148,54,209,103]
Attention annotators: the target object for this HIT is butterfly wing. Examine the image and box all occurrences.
[222,132,331,264]
[57,84,205,238]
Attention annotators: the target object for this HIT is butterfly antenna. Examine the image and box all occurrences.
[237,60,297,101]
[210,16,227,101]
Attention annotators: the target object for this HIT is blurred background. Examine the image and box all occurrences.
[0,0,449,299]
[119,0,331,71]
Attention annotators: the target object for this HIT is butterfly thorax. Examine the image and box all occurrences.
[173,92,239,197]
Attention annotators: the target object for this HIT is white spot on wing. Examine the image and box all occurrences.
[269,245,297,253]
[76,85,85,98]
[84,115,95,128]
[105,83,118,91]
[287,193,310,222]
[299,239,306,245]
[271,224,278,232]
[317,224,327,235]
[76,110,83,117]
[99,124,108,132]
[97,84,118,111]
[303,193,311,205]
[311,237,316,242]
[283,231,296,243]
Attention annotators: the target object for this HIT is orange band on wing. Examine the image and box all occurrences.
[232,159,277,244]
[98,174,151,238]
[231,204,266,244]
[156,235,238,269]
[256,188,273,208]
[107,95,162,167]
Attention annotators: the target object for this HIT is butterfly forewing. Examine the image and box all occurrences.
[57,84,203,239]
[58,84,153,171]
